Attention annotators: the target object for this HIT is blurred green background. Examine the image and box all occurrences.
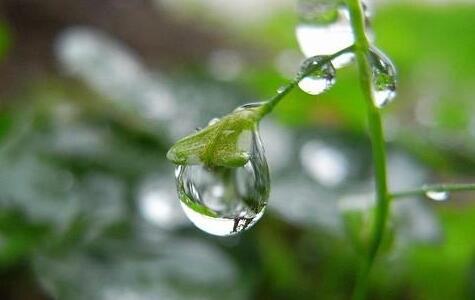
[0,0,475,299]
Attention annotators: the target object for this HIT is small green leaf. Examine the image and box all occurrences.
[167,106,263,168]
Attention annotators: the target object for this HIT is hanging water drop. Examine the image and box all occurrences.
[425,190,450,202]
[295,0,373,68]
[175,125,270,236]
[297,55,336,95]
[367,47,397,108]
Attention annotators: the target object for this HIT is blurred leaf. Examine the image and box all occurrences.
[0,209,50,267]
[406,204,475,300]
[0,113,13,143]
[0,21,11,60]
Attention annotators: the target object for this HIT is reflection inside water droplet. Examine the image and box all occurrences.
[297,56,336,95]
[425,190,450,202]
[175,128,270,236]
[367,47,397,108]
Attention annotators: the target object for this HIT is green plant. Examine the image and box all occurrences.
[167,0,475,298]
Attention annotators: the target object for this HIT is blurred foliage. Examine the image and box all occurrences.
[0,21,11,61]
[0,2,474,300]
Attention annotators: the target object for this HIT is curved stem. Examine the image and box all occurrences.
[257,46,354,118]
[391,183,475,199]
[346,0,390,299]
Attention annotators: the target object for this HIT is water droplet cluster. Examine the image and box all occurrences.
[169,0,402,237]
[295,0,398,108]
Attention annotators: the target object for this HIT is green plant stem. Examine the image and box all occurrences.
[346,0,390,299]
[391,183,475,199]
[258,46,354,118]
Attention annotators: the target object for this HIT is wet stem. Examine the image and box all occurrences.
[346,0,389,299]
[343,0,475,297]
[256,2,388,295]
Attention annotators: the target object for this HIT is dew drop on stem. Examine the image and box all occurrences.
[277,85,287,94]
[297,55,336,95]
[425,190,450,202]
[175,123,270,236]
[367,46,397,108]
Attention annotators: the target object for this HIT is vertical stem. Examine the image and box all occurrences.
[346,0,390,299]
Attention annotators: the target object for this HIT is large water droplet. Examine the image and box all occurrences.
[367,47,397,108]
[297,56,336,95]
[175,128,270,236]
[295,1,373,68]
[425,190,450,202]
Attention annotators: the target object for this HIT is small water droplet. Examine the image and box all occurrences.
[295,1,373,68]
[425,190,450,202]
[367,47,397,108]
[233,102,266,112]
[175,128,270,236]
[297,56,336,95]
[208,118,220,126]
[277,85,287,94]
